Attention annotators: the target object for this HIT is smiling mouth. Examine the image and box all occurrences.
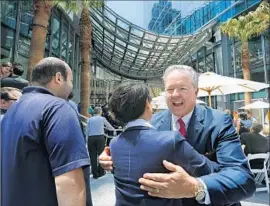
[172,101,183,106]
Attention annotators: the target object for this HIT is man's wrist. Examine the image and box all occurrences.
[194,178,206,202]
[189,176,200,198]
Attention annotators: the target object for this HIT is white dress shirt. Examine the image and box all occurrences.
[171,110,193,132]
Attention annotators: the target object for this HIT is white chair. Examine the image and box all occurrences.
[247,152,270,193]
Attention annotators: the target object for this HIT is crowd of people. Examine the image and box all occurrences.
[0,59,269,206]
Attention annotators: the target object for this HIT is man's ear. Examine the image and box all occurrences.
[145,99,152,111]
[55,72,62,84]
[195,88,199,96]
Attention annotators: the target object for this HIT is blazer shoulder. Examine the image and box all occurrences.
[202,105,229,120]
[151,110,170,124]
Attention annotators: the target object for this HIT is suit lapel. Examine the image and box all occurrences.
[156,110,172,131]
[186,105,205,148]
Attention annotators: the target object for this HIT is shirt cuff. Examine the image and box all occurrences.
[197,178,211,204]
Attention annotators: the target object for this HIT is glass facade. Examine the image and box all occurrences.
[148,0,261,35]
[0,1,121,105]
[148,0,181,34]
[1,1,268,108]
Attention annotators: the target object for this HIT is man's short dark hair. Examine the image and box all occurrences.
[252,123,263,133]
[109,83,151,124]
[239,112,247,120]
[12,62,24,76]
[31,57,68,85]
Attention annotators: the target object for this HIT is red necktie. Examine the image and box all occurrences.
[177,118,186,137]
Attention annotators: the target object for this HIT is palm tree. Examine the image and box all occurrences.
[220,1,270,105]
[27,0,103,117]
[59,0,103,117]
[26,0,54,81]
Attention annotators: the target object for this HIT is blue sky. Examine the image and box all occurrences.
[107,1,206,29]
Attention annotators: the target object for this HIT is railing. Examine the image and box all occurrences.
[78,113,123,146]
[78,114,88,130]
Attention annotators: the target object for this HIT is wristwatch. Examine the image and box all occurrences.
[195,179,206,202]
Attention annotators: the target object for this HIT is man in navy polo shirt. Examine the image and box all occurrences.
[1,57,92,206]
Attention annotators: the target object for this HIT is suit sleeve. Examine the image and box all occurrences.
[173,132,220,177]
[240,134,246,145]
[199,114,256,204]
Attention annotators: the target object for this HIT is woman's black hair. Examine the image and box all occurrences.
[109,83,151,124]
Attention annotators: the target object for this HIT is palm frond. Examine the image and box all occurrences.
[220,0,270,42]
[82,0,104,9]
[55,0,81,14]
[220,18,241,39]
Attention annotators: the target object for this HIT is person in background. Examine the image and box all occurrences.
[88,105,94,116]
[240,123,270,169]
[260,124,269,137]
[236,112,252,135]
[247,110,257,124]
[0,62,12,78]
[108,83,219,206]
[99,65,255,206]
[1,62,29,89]
[86,107,115,179]
[1,57,92,206]
[68,91,79,113]
[78,102,81,113]
[0,87,22,122]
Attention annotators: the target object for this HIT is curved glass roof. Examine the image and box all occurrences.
[90,4,215,80]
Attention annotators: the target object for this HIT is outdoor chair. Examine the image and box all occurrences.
[247,152,270,193]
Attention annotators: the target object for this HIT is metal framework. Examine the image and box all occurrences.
[90,4,215,80]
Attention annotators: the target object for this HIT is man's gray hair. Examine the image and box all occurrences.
[94,107,102,115]
[162,65,198,88]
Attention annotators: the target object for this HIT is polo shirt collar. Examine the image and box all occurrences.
[23,86,55,96]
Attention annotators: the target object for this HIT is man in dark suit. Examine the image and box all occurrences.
[241,123,270,169]
[109,83,220,206]
[100,65,255,205]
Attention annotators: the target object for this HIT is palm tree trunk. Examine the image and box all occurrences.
[27,0,53,82]
[241,41,251,105]
[80,7,92,117]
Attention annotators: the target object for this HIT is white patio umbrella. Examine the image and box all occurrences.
[197,72,270,107]
[240,101,270,124]
[240,101,270,109]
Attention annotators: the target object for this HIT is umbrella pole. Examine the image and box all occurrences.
[208,92,212,107]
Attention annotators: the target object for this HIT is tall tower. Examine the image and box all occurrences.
[148,0,181,34]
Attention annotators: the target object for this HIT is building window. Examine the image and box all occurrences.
[1,1,17,29]
[69,33,74,67]
[60,21,68,61]
[20,1,33,37]
[1,1,17,61]
[51,15,60,56]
